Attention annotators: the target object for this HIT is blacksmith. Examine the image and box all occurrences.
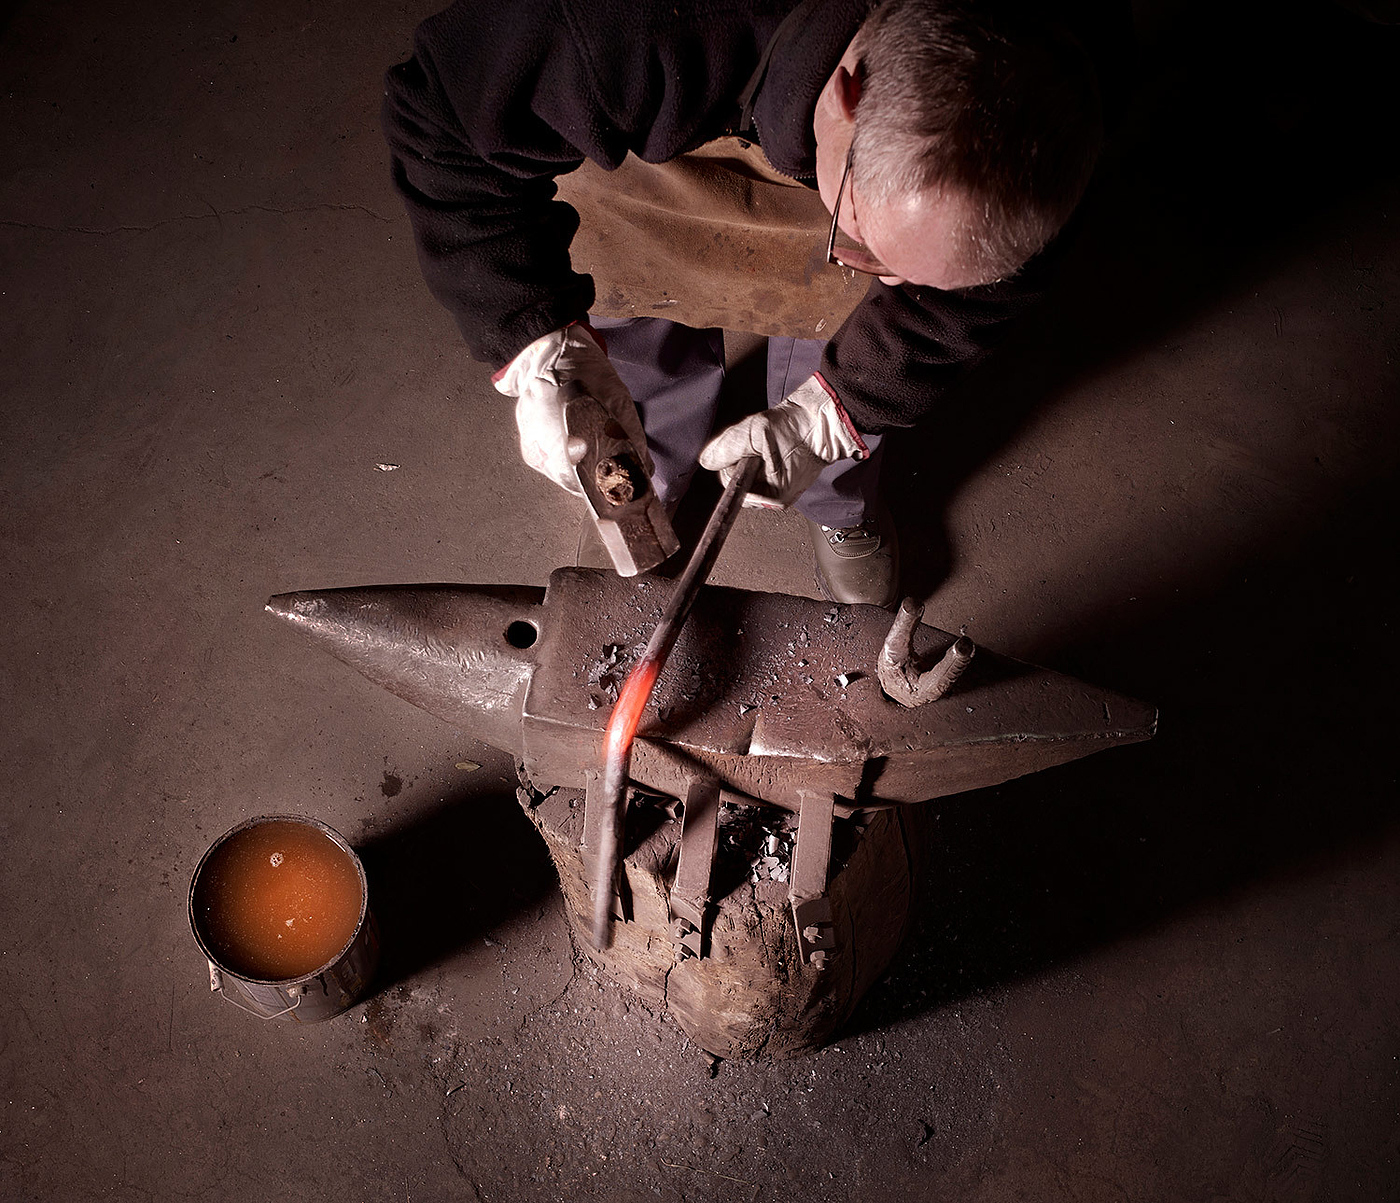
[382,0,1119,604]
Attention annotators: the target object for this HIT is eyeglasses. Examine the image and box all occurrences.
[826,144,893,277]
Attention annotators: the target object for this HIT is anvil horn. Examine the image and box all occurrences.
[265,584,545,755]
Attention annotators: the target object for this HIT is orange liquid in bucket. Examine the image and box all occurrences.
[193,820,363,981]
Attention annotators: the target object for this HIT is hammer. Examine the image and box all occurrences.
[563,385,679,576]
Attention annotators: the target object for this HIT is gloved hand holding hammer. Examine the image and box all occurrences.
[493,323,653,496]
[495,324,680,577]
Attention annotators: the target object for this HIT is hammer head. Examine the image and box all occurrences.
[564,388,679,576]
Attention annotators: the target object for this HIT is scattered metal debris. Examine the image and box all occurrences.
[586,642,634,705]
[716,802,796,885]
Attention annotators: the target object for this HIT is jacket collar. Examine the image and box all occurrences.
[750,0,873,182]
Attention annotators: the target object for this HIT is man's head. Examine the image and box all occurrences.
[814,0,1103,289]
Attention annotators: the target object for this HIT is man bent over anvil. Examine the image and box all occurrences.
[381,0,1123,606]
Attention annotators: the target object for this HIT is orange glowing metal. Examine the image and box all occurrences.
[605,658,661,758]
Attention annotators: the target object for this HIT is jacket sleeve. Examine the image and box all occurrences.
[382,6,615,368]
[818,244,1062,434]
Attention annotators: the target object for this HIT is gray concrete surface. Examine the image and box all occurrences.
[2,1,1397,1199]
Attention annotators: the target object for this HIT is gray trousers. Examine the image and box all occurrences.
[591,316,884,530]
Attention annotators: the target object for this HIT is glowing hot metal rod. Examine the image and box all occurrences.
[267,569,1156,965]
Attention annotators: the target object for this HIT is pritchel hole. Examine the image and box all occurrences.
[504,621,538,649]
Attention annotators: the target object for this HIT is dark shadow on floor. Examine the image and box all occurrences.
[355,783,559,993]
[845,469,1399,1036]
[888,0,1400,599]
[839,5,1400,1036]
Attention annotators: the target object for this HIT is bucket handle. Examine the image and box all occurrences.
[208,961,302,1020]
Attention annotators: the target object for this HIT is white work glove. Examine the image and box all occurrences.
[493,325,651,496]
[698,374,868,509]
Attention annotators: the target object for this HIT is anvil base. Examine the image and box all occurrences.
[518,766,932,1061]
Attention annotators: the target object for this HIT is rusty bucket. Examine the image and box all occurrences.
[189,815,379,1023]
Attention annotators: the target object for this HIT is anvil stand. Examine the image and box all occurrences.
[517,764,922,1060]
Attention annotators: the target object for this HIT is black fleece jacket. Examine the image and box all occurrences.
[382,0,1121,434]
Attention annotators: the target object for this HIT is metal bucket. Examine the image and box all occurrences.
[189,815,379,1023]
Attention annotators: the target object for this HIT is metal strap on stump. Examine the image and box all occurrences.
[790,790,836,967]
[669,778,721,959]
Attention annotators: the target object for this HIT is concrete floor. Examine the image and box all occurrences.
[2,0,1397,1199]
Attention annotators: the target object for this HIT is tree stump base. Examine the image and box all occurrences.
[517,767,932,1060]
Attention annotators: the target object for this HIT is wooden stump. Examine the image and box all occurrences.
[517,768,933,1059]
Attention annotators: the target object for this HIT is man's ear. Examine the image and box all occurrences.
[833,63,862,122]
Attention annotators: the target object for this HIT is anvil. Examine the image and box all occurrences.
[268,568,1155,964]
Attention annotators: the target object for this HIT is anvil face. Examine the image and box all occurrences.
[267,568,1156,810]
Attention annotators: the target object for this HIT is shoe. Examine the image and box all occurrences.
[805,507,900,607]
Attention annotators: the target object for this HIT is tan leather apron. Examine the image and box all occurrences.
[554,136,870,339]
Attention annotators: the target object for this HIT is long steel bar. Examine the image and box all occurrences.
[587,458,761,950]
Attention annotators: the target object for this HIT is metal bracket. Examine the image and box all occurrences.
[788,790,836,968]
[669,778,720,960]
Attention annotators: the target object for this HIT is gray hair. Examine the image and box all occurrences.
[850,0,1103,282]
